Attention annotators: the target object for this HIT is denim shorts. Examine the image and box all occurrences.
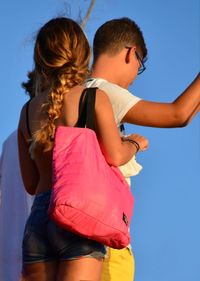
[22,190,106,264]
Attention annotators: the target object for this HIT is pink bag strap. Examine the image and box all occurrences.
[76,87,97,130]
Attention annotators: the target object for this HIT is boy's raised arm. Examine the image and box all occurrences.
[122,73,200,128]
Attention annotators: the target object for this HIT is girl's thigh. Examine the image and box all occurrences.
[56,257,103,281]
[22,261,58,281]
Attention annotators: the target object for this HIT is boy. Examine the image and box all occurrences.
[85,17,200,281]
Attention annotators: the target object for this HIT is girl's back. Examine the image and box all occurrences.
[18,85,88,193]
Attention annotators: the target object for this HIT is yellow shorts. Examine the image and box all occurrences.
[101,247,135,281]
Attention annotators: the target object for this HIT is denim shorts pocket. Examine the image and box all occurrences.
[27,206,48,231]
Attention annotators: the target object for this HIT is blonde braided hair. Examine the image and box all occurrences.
[22,18,90,155]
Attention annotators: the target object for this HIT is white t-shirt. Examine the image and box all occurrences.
[85,78,141,125]
[85,78,143,184]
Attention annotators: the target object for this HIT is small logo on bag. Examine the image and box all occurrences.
[123,213,128,225]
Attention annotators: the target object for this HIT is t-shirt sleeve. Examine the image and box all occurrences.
[100,82,141,125]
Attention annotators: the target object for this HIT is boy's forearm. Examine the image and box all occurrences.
[173,73,200,112]
[172,73,200,125]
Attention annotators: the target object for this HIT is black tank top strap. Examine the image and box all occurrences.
[75,87,97,130]
[25,99,32,138]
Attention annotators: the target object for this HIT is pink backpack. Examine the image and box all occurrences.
[48,88,134,249]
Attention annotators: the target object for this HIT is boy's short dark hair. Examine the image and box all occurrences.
[93,17,147,63]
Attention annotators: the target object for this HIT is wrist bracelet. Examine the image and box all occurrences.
[123,138,140,152]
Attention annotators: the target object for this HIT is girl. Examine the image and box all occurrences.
[18,17,148,281]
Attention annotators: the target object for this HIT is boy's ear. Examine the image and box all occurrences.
[125,47,131,64]
[125,46,136,64]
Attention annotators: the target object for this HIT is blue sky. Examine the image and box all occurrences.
[0,1,200,280]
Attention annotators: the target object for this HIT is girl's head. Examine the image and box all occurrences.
[23,17,90,154]
[34,17,90,90]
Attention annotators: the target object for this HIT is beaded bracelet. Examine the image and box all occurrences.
[123,138,140,153]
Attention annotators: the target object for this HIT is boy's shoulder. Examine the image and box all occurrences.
[85,78,130,96]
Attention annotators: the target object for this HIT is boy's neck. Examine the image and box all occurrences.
[91,55,130,89]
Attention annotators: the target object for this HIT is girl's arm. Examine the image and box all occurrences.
[95,89,149,166]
